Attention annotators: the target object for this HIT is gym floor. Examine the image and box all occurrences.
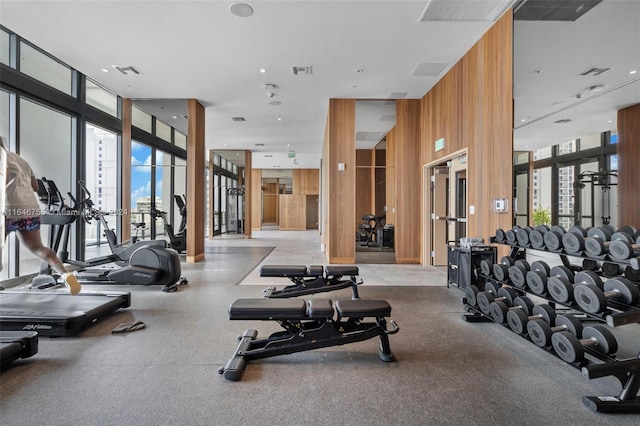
[1,230,639,425]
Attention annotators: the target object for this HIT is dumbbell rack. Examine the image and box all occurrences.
[459,233,640,413]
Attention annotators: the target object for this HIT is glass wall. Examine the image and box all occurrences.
[19,41,73,96]
[131,141,153,239]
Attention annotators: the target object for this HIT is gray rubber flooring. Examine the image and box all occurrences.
[1,231,639,425]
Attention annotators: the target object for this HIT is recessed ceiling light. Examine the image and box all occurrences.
[101,68,109,73]
[521,119,526,122]
[230,3,253,17]
[260,68,266,73]
[608,120,613,123]
[631,70,638,74]
[269,101,281,106]
[172,116,177,119]
[277,116,283,121]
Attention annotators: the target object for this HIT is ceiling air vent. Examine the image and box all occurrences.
[356,132,386,142]
[181,114,188,120]
[231,117,246,122]
[412,63,448,77]
[112,65,142,75]
[514,0,602,21]
[420,0,515,22]
[554,119,572,124]
[255,143,264,147]
[292,66,313,76]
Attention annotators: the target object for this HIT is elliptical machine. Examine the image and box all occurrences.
[152,195,186,253]
[34,179,187,292]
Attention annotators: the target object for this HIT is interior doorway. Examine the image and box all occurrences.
[424,151,468,266]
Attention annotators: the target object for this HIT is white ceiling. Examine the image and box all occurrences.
[1,0,638,169]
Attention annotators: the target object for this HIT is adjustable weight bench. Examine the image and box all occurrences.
[260,265,362,298]
[218,298,399,381]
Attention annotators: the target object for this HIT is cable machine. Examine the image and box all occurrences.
[573,170,617,226]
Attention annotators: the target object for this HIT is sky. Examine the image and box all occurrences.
[131,142,163,210]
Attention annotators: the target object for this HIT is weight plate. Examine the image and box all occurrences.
[584,237,607,257]
[465,285,479,307]
[516,228,530,246]
[603,278,640,306]
[555,314,583,338]
[562,232,584,254]
[582,258,598,271]
[489,301,509,323]
[535,225,550,233]
[587,227,611,241]
[526,270,547,295]
[532,304,556,326]
[550,265,574,282]
[568,226,587,237]
[582,325,618,357]
[602,224,617,236]
[611,232,633,243]
[506,230,517,245]
[493,264,509,282]
[515,296,535,316]
[574,270,603,289]
[500,256,515,266]
[495,229,506,243]
[506,309,529,335]
[484,281,501,295]
[514,259,530,271]
[531,261,551,276]
[476,291,494,315]
[573,284,607,313]
[609,240,634,260]
[527,319,554,347]
[529,230,545,249]
[547,276,573,303]
[543,231,562,251]
[480,260,492,277]
[508,266,526,288]
[551,331,584,363]
[625,265,640,282]
[602,262,622,277]
[550,225,566,235]
[497,287,518,306]
[617,225,637,237]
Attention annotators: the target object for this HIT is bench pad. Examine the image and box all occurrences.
[260,265,324,278]
[325,265,359,277]
[335,299,391,318]
[229,299,307,320]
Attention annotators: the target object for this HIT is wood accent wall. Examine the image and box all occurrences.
[386,127,396,227]
[251,169,262,231]
[356,149,374,229]
[262,182,279,224]
[186,99,205,263]
[325,99,356,263]
[420,12,513,256]
[395,99,421,264]
[617,103,640,228]
[293,169,319,194]
[121,99,132,243]
[279,194,306,230]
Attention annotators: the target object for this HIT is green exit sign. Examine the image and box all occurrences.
[435,137,445,151]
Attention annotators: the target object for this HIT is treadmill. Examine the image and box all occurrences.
[0,290,131,337]
[0,331,38,369]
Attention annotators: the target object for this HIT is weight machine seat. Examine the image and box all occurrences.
[228,298,391,321]
[260,265,324,278]
[325,265,359,277]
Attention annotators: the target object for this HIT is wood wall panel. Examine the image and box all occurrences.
[186,99,205,262]
[386,127,396,227]
[617,103,640,228]
[279,194,306,230]
[420,12,513,261]
[395,99,421,264]
[251,169,262,231]
[262,182,279,224]
[327,99,356,263]
[293,169,319,195]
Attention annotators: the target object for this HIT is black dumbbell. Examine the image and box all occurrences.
[547,270,602,304]
[551,325,618,363]
[573,277,640,313]
[617,225,637,238]
[464,281,501,308]
[476,286,519,316]
[526,314,583,347]
[602,262,622,277]
[505,226,522,245]
[584,228,633,257]
[582,258,599,272]
[561,226,589,254]
[507,260,530,288]
[480,259,493,277]
[609,235,640,260]
[515,226,534,247]
[492,256,517,281]
[526,264,574,296]
[490,295,535,324]
[625,265,640,282]
[495,228,506,243]
[529,225,550,250]
[506,303,556,335]
[542,225,567,251]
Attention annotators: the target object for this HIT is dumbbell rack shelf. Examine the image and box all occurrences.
[459,238,640,413]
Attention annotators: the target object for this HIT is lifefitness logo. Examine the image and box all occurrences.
[23,324,53,330]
